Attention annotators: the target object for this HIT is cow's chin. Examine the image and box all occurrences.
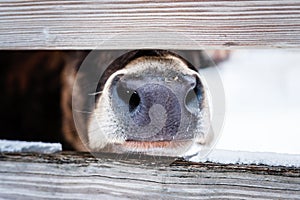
[96,139,194,157]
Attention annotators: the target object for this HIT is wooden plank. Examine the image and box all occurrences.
[0,152,299,199]
[0,0,300,49]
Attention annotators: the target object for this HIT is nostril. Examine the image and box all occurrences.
[185,76,203,112]
[129,91,140,112]
[185,87,197,108]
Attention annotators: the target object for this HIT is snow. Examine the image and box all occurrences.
[0,139,62,154]
[192,149,300,167]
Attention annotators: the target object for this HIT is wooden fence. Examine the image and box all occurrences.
[1,152,299,199]
[0,0,300,49]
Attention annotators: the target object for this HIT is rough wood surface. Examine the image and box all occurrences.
[0,152,299,199]
[0,0,300,49]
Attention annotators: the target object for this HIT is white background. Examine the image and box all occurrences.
[213,50,300,155]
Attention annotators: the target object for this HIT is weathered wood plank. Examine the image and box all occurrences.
[0,152,299,199]
[0,0,300,49]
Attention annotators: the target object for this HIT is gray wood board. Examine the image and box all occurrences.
[1,1,300,49]
[0,152,299,199]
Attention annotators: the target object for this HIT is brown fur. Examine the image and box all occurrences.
[0,51,87,149]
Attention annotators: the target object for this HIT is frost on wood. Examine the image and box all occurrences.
[193,149,300,167]
[0,140,62,154]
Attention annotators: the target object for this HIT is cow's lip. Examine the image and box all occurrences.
[96,139,194,157]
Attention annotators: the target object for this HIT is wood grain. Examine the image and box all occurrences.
[0,0,300,49]
[0,152,299,199]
